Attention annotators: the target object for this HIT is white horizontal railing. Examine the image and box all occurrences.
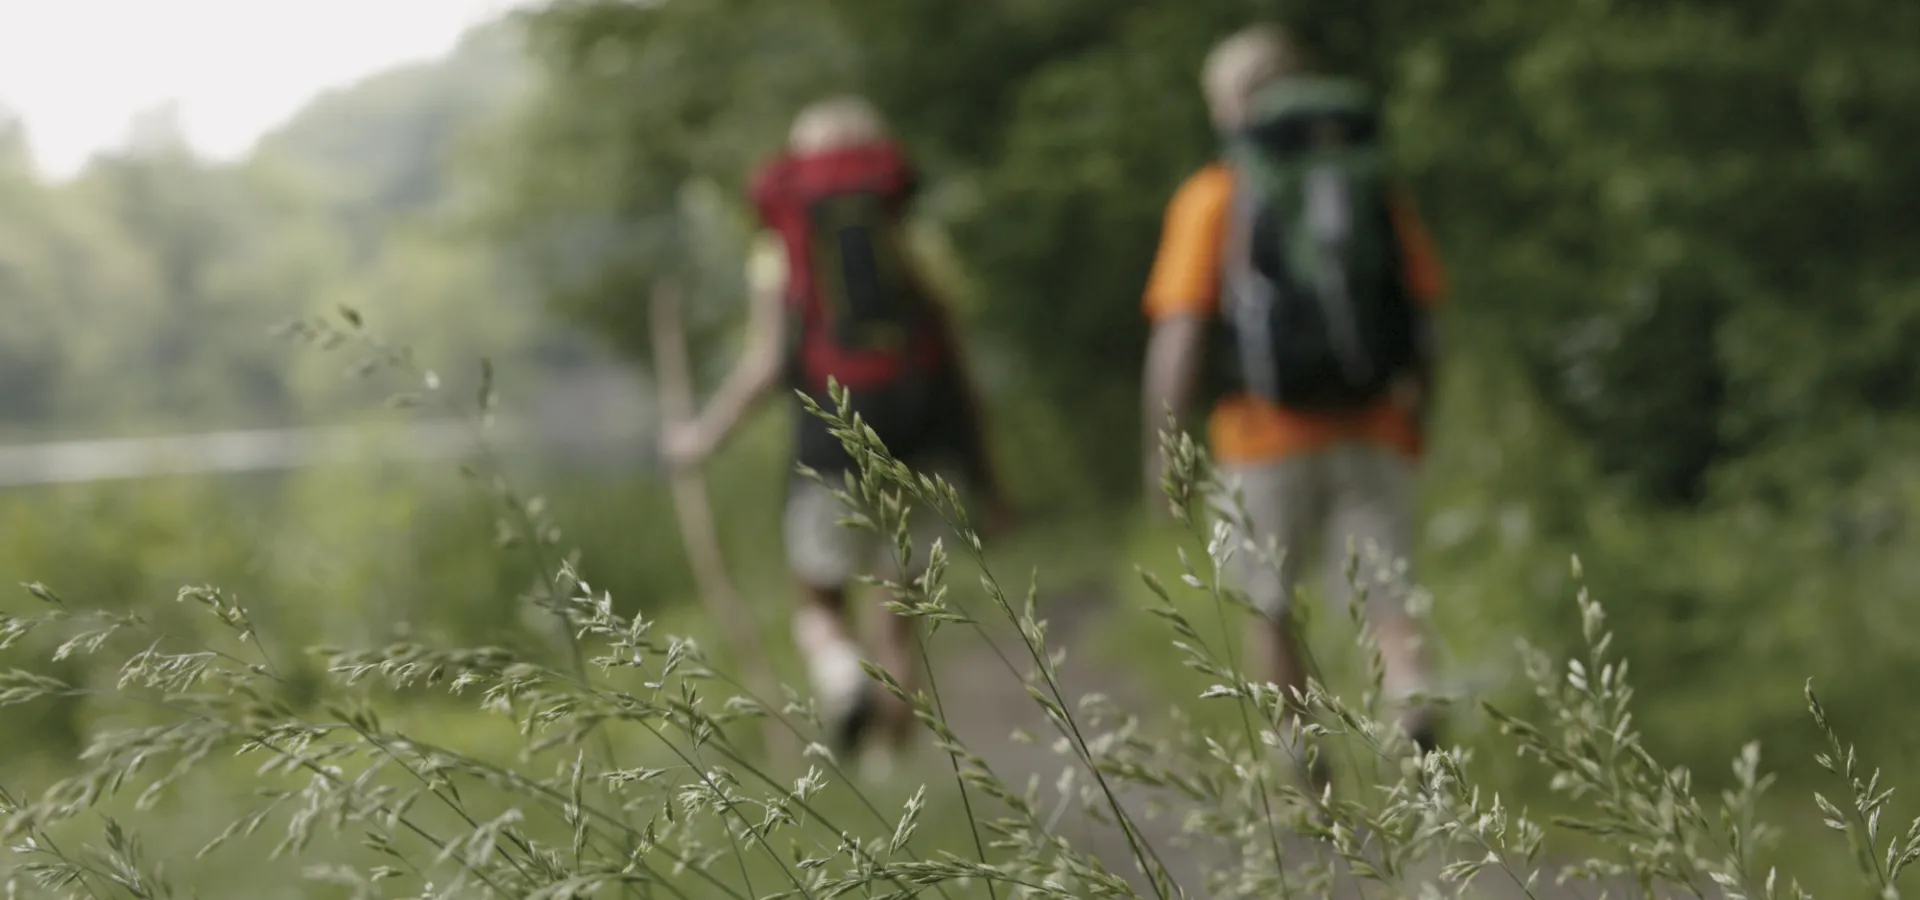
[0,417,654,488]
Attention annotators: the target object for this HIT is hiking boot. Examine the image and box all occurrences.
[827,684,879,760]
[1400,705,1442,757]
[1410,723,1440,757]
[797,625,873,761]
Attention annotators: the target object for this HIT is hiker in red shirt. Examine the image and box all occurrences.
[663,96,1010,771]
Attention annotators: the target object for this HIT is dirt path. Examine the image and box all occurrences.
[912,578,1662,900]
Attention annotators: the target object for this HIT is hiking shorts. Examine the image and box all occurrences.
[1210,443,1417,621]
[784,462,971,591]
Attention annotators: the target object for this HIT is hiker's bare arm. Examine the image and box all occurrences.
[703,278,786,446]
[1142,313,1207,498]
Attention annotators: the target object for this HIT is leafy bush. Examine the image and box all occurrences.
[3,380,1915,899]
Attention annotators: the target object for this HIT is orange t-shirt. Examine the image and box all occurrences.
[1142,162,1446,465]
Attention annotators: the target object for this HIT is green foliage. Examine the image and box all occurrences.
[1375,0,1920,797]
[1388,0,1920,508]
[258,21,529,230]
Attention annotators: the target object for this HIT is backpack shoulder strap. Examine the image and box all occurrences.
[1214,163,1287,399]
[1216,163,1264,315]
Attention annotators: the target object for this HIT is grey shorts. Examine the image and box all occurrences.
[1210,444,1417,620]
[784,466,968,590]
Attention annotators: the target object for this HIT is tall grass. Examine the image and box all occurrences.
[0,320,1909,898]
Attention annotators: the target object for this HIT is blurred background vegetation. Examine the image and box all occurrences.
[1,0,1917,892]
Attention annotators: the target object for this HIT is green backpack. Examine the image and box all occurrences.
[1214,74,1419,411]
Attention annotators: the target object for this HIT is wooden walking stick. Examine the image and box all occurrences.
[649,278,789,761]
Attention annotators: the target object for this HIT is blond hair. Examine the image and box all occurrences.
[1202,25,1310,129]
[787,95,888,154]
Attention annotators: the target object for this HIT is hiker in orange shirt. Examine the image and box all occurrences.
[1140,24,1445,792]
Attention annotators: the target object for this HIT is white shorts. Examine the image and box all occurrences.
[784,468,967,590]
[1211,443,1416,620]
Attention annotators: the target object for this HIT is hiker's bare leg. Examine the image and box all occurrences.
[1254,604,1319,749]
[1217,459,1329,790]
[864,591,921,747]
[865,475,955,749]
[793,583,855,656]
[786,479,879,748]
[1325,445,1438,751]
[1370,608,1436,736]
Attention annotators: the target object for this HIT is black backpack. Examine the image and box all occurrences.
[1212,75,1420,412]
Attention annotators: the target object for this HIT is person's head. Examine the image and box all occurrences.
[788,94,889,155]
[1201,24,1312,132]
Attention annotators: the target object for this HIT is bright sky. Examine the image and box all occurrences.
[0,0,527,180]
